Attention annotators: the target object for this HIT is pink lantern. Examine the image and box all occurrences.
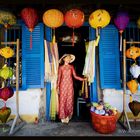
[114,11,130,51]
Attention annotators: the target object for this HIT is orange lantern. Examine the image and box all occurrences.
[43,9,64,44]
[64,9,84,46]
[126,46,140,61]
[127,79,138,94]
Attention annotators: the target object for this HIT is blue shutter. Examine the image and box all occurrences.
[99,25,121,89]
[89,27,98,102]
[22,23,44,88]
[45,26,52,121]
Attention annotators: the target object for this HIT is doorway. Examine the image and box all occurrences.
[55,26,90,121]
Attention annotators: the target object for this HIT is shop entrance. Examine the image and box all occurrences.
[55,26,90,121]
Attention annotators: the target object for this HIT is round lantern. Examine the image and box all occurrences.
[0,65,13,80]
[127,79,138,94]
[89,9,111,29]
[130,64,140,78]
[0,10,16,29]
[0,46,14,59]
[43,9,64,44]
[0,106,11,123]
[64,9,84,46]
[114,11,130,51]
[126,46,140,61]
[0,87,14,102]
[21,7,38,49]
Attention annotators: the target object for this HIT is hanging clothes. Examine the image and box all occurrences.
[44,40,51,82]
[49,42,59,120]
[82,35,100,85]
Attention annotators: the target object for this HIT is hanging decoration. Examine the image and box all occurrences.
[126,46,140,61]
[21,7,38,49]
[129,100,140,117]
[0,64,13,80]
[0,46,14,59]
[64,9,84,46]
[0,87,14,102]
[114,11,130,51]
[0,106,11,123]
[43,9,64,44]
[0,10,16,29]
[89,9,111,37]
[127,79,138,94]
[130,64,140,78]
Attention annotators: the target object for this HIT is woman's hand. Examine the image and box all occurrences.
[83,77,88,81]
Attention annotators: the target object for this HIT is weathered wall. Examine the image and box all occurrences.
[103,89,140,119]
[0,88,46,123]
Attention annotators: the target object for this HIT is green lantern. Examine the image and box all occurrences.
[0,65,13,80]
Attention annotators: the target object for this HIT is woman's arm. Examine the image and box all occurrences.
[71,65,84,81]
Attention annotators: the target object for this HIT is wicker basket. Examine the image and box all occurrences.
[90,111,118,134]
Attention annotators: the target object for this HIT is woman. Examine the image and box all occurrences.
[57,54,86,123]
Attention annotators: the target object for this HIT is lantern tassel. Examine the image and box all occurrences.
[72,28,75,47]
[30,32,32,50]
[52,28,56,45]
[119,30,123,51]
[130,94,133,102]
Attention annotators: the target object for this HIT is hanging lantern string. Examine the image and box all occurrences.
[52,28,56,45]
[119,30,123,52]
[72,27,75,47]
[29,28,33,50]
[30,32,32,50]
[96,27,101,37]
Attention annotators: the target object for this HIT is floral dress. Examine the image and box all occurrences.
[57,64,84,119]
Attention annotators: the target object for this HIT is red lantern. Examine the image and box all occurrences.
[0,87,14,107]
[21,7,38,49]
[64,9,84,46]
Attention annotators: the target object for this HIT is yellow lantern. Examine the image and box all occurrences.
[0,46,14,59]
[89,9,111,29]
[43,9,64,44]
[127,79,138,94]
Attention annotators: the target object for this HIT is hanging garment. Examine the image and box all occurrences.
[49,42,59,120]
[50,82,59,120]
[44,40,51,82]
[130,64,140,78]
[83,35,100,84]
[57,65,84,119]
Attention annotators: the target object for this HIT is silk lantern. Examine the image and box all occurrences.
[43,9,64,44]
[89,9,111,37]
[126,46,140,61]
[0,10,16,28]
[127,79,138,94]
[65,9,84,46]
[0,10,16,43]
[0,87,14,107]
[114,11,130,51]
[21,7,38,49]
[130,64,140,78]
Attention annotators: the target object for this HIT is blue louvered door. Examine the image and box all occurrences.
[89,27,98,102]
[99,25,121,89]
[22,23,44,89]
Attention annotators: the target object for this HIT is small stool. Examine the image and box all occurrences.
[77,97,86,117]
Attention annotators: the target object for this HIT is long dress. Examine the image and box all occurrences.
[57,64,84,119]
